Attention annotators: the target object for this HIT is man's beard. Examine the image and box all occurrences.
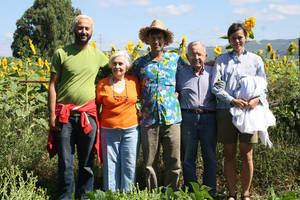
[74,33,92,46]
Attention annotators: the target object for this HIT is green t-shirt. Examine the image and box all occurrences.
[51,45,109,105]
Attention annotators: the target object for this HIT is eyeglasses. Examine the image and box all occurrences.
[112,79,128,102]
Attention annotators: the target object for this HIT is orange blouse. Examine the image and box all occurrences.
[96,75,140,129]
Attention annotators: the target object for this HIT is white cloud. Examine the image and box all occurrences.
[146,4,193,17]
[0,42,12,57]
[269,4,300,16]
[97,0,151,7]
[268,0,288,3]
[212,26,227,37]
[101,38,141,51]
[4,32,13,41]
[98,1,109,7]
[233,7,286,21]
[0,33,13,57]
[260,33,280,40]
[203,37,228,47]
[132,0,150,6]
[228,0,262,6]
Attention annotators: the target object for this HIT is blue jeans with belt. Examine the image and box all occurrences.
[101,125,140,192]
[181,111,217,197]
[54,115,97,200]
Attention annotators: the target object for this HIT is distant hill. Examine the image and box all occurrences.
[206,38,299,60]
[104,38,299,61]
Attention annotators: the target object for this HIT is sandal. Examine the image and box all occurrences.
[241,195,251,200]
[227,194,237,200]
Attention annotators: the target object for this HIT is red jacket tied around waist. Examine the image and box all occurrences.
[47,99,101,165]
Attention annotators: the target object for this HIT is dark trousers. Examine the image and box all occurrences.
[54,115,96,200]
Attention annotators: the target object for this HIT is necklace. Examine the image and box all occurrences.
[110,77,128,102]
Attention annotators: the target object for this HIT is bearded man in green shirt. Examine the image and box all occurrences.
[48,15,108,200]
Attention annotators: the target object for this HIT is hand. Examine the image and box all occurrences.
[246,97,260,109]
[49,114,61,132]
[175,92,179,98]
[215,79,225,89]
[231,98,248,109]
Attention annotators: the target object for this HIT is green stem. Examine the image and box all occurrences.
[25,62,29,113]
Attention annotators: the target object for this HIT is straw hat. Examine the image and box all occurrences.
[139,20,174,46]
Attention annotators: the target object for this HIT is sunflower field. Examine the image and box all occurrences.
[0,17,299,199]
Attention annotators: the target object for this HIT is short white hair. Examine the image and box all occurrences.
[109,51,132,70]
[187,41,206,55]
[73,14,94,31]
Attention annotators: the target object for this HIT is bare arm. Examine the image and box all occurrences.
[48,72,60,132]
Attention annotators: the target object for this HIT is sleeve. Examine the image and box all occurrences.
[211,56,234,105]
[130,59,140,79]
[176,55,186,72]
[97,51,110,78]
[96,81,104,105]
[51,49,63,75]
[133,76,141,98]
[98,50,109,68]
[176,68,182,93]
[255,56,268,106]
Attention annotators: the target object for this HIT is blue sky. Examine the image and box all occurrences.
[0,0,299,57]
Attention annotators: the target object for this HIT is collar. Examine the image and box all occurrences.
[191,65,204,75]
[229,50,247,63]
[230,49,247,57]
[145,51,169,63]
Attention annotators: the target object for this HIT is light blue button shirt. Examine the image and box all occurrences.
[176,65,216,111]
[211,50,267,109]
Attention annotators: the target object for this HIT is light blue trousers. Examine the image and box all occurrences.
[101,125,140,192]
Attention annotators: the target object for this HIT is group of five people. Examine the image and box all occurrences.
[47,14,268,200]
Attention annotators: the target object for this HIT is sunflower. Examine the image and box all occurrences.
[266,43,272,54]
[138,40,143,49]
[126,41,134,54]
[244,17,256,38]
[214,45,222,55]
[271,50,276,62]
[110,45,116,55]
[91,40,96,48]
[27,58,32,66]
[29,39,36,55]
[38,58,44,68]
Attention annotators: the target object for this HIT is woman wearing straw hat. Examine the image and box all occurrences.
[131,20,185,191]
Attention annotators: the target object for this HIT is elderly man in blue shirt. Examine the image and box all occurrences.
[176,41,217,197]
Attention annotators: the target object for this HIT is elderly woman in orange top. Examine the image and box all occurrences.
[96,51,140,192]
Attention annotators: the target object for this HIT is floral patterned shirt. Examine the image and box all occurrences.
[132,52,185,127]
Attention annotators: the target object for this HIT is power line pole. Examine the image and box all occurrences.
[98,34,102,50]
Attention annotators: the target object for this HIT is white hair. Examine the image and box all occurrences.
[187,41,206,54]
[109,51,132,70]
[73,14,94,31]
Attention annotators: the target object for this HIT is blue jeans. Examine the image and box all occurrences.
[54,115,97,200]
[181,111,217,197]
[101,125,140,192]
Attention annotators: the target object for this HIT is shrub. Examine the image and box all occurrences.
[0,165,49,200]
[86,184,212,200]
[0,76,48,171]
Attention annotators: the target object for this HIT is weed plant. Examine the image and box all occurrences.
[0,165,48,200]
